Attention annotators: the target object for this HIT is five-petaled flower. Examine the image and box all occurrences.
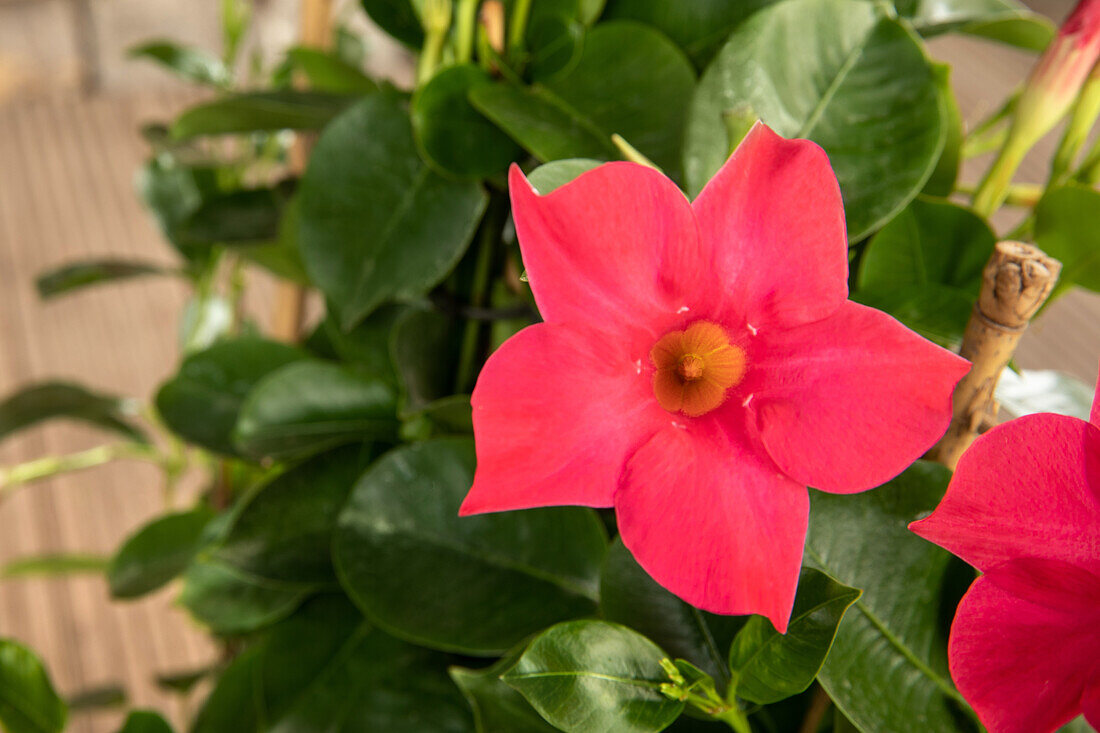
[460,123,969,632]
[911,369,1100,733]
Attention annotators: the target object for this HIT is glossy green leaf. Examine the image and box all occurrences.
[233,360,398,459]
[391,306,462,412]
[214,445,375,584]
[1035,185,1100,294]
[128,41,230,87]
[684,0,945,240]
[178,557,316,636]
[171,91,356,139]
[450,653,560,733]
[135,160,222,265]
[600,538,745,685]
[178,292,234,355]
[155,337,306,455]
[472,22,695,176]
[412,64,521,178]
[285,47,378,94]
[66,686,125,712]
[108,509,215,599]
[856,197,994,346]
[2,553,107,579]
[360,0,424,47]
[258,595,474,732]
[526,13,585,81]
[960,14,1054,51]
[0,638,66,733]
[115,710,173,733]
[729,569,860,705]
[805,461,977,733]
[403,394,473,437]
[601,0,773,68]
[502,620,684,733]
[334,437,606,655]
[241,193,311,285]
[527,158,603,194]
[0,382,144,444]
[35,259,172,300]
[299,93,487,329]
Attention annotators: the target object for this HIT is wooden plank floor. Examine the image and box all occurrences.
[0,12,1098,733]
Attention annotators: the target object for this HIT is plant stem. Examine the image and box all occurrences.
[508,0,533,54]
[454,0,478,63]
[455,197,504,393]
[711,707,753,733]
[418,0,453,85]
[971,142,1026,218]
[0,443,159,498]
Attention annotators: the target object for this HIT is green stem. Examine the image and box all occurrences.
[454,198,505,393]
[508,0,533,54]
[971,140,1026,218]
[711,707,753,733]
[418,0,452,85]
[0,443,159,497]
[1051,75,1100,186]
[454,0,478,64]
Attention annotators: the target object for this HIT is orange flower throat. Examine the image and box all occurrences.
[650,321,746,417]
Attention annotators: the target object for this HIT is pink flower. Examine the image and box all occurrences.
[460,123,969,632]
[910,372,1100,733]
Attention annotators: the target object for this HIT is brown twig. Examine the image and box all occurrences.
[928,241,1062,470]
[271,0,333,343]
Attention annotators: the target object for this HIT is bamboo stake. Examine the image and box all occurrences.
[271,0,334,342]
[928,241,1062,470]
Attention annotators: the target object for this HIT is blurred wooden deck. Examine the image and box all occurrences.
[1,5,1099,733]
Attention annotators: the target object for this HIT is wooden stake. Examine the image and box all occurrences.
[928,241,1062,470]
[271,0,333,342]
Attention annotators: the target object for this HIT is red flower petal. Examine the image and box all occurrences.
[508,163,708,330]
[948,573,1100,733]
[614,420,807,632]
[692,123,848,329]
[742,301,969,494]
[910,414,1100,571]
[1092,364,1100,429]
[1083,684,1100,730]
[461,322,663,515]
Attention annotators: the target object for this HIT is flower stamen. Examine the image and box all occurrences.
[650,321,746,417]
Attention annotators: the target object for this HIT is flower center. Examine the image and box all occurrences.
[650,321,746,417]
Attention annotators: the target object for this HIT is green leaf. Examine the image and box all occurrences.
[527,158,603,194]
[805,461,977,733]
[178,557,316,636]
[285,47,378,94]
[360,0,424,47]
[320,305,405,386]
[333,437,606,655]
[299,93,487,329]
[35,259,172,299]
[66,685,125,712]
[0,382,144,444]
[171,91,357,139]
[412,64,522,178]
[923,64,962,197]
[502,620,684,733]
[214,445,375,584]
[175,185,290,250]
[600,538,745,685]
[855,197,994,346]
[233,360,398,460]
[128,40,230,87]
[684,0,945,240]
[155,337,307,455]
[892,0,1054,50]
[258,595,474,732]
[391,306,462,412]
[108,509,215,599]
[601,0,774,69]
[0,638,66,733]
[729,568,860,705]
[241,193,312,284]
[1035,185,1100,294]
[450,653,561,733]
[135,160,222,264]
[2,553,108,580]
[191,647,263,733]
[115,710,173,733]
[472,22,696,177]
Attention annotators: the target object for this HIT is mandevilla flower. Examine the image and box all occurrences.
[460,123,969,632]
[910,371,1100,733]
